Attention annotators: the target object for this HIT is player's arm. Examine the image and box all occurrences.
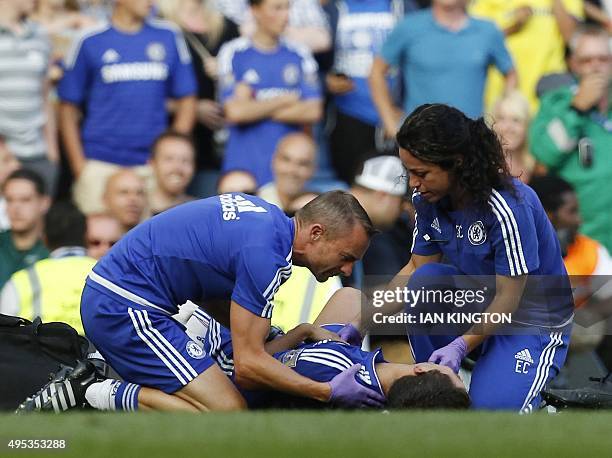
[263,323,341,355]
[171,95,197,134]
[223,83,299,124]
[368,56,404,138]
[462,273,528,352]
[230,302,331,401]
[58,101,86,178]
[271,98,322,124]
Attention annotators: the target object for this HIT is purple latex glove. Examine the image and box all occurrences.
[428,336,468,373]
[328,364,386,408]
[337,323,362,347]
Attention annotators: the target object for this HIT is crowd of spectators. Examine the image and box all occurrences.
[0,0,611,375]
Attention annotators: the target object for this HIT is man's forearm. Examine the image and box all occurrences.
[504,69,519,92]
[552,0,578,42]
[234,349,330,402]
[171,96,197,133]
[44,99,59,162]
[58,102,86,176]
[224,96,295,124]
[271,100,322,124]
[369,57,401,135]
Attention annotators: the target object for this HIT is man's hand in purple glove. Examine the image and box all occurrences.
[337,323,362,347]
[328,364,386,408]
[428,336,468,373]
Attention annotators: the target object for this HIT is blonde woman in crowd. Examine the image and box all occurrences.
[490,90,542,184]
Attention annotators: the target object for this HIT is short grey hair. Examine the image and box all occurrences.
[569,24,610,54]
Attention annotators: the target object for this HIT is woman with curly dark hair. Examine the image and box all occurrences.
[385,103,574,411]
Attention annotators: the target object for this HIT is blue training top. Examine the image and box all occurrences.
[87,194,294,318]
[411,179,574,327]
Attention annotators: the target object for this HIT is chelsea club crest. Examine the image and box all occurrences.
[468,221,486,245]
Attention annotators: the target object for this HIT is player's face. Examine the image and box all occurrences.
[399,147,453,203]
[5,179,49,234]
[273,139,316,198]
[306,223,370,282]
[553,191,582,243]
[252,0,290,38]
[413,363,466,390]
[152,138,195,196]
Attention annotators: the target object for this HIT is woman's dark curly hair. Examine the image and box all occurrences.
[396,104,514,208]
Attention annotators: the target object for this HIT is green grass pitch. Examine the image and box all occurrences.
[1,411,611,457]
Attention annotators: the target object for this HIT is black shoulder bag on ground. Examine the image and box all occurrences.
[0,314,89,410]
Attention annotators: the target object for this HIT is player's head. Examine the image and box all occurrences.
[103,169,147,231]
[568,24,611,81]
[249,0,290,39]
[272,132,316,202]
[396,104,512,208]
[387,363,471,410]
[294,191,378,281]
[530,175,580,246]
[44,201,87,251]
[150,131,195,198]
[3,169,50,235]
[115,0,154,20]
[86,213,123,259]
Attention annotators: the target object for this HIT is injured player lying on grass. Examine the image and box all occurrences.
[16,289,470,412]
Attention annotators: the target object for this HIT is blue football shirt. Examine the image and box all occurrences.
[411,179,574,326]
[218,37,321,185]
[58,19,197,166]
[87,193,294,319]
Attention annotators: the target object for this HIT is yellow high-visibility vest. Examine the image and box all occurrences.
[271,266,342,331]
[9,256,96,334]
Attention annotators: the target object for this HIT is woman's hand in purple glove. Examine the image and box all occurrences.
[428,336,468,373]
[337,323,362,347]
[328,364,386,408]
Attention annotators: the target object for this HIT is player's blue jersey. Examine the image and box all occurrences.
[274,337,385,397]
[58,20,196,166]
[86,193,294,318]
[201,319,385,405]
[217,37,321,185]
[411,179,574,326]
